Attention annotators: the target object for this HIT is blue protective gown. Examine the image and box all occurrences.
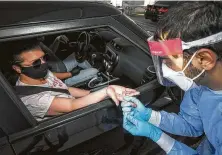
[159,86,222,154]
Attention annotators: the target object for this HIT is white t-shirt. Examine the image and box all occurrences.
[16,71,73,121]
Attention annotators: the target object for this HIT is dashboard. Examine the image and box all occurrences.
[85,33,156,86]
[47,30,156,87]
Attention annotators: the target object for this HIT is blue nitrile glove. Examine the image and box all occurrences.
[121,96,152,121]
[123,114,162,142]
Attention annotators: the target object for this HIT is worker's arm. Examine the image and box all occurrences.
[123,115,202,155]
[157,133,199,155]
[153,88,204,137]
[163,134,221,155]
[154,111,203,137]
[122,88,203,137]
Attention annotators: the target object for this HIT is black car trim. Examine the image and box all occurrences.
[113,15,151,44]
[9,99,114,142]
[0,72,37,127]
[0,1,121,28]
[0,16,150,55]
[9,79,161,143]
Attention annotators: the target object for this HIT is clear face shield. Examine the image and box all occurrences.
[147,32,222,87]
[148,36,184,86]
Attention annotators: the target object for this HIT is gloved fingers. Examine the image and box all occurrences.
[123,112,127,116]
[123,114,127,125]
[123,113,135,124]
[122,99,137,108]
[123,114,134,127]
[123,96,141,105]
[123,115,137,135]
[123,96,137,101]
[122,107,132,112]
[123,111,135,117]
[124,124,136,135]
[126,114,139,126]
[121,101,134,107]
[133,111,143,119]
[124,97,148,112]
[70,67,81,76]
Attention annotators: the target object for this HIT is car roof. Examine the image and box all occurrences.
[0,1,121,28]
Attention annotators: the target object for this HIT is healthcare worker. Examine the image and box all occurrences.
[122,2,222,155]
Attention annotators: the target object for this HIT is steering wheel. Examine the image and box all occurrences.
[77,31,91,45]
[74,31,91,63]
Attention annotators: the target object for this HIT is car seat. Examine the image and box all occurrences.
[39,42,67,73]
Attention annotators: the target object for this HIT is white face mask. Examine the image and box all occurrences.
[162,63,194,91]
[162,52,203,91]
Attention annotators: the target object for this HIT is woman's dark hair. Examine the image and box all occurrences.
[154,1,222,58]
[10,39,41,65]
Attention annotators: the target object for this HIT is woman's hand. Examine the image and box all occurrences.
[106,85,140,105]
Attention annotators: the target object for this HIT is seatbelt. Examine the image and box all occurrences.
[14,86,71,98]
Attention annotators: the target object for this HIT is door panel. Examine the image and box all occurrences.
[10,102,121,154]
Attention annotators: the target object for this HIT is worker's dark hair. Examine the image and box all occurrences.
[10,39,42,66]
[154,1,222,59]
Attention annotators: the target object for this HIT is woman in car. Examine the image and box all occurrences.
[11,40,139,121]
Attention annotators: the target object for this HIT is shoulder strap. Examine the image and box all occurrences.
[14,86,71,98]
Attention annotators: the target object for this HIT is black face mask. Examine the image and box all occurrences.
[21,63,49,79]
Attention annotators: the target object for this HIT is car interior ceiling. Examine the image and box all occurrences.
[0,27,184,122]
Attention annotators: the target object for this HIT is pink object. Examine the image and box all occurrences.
[148,38,183,56]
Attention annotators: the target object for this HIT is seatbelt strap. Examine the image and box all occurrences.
[14,86,71,98]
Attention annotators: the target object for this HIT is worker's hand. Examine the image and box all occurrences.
[106,85,140,105]
[121,96,152,121]
[123,114,162,142]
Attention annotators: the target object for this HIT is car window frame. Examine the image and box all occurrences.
[0,15,151,141]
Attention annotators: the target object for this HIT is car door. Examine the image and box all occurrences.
[0,72,36,155]
[0,3,165,154]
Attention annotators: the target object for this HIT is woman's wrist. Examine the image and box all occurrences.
[85,90,90,96]
[105,85,112,97]
[68,72,72,78]
[105,86,110,97]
